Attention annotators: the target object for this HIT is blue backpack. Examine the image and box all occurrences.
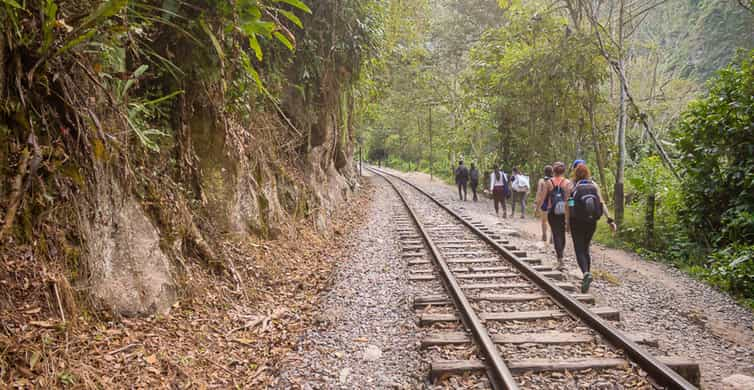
[548,178,567,215]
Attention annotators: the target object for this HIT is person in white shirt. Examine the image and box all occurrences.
[510,167,530,218]
[489,166,509,218]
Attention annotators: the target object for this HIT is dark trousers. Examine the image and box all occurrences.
[548,212,566,259]
[457,182,467,200]
[571,219,597,273]
[492,186,507,215]
[470,180,479,201]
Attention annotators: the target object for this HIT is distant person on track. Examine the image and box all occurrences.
[543,162,571,270]
[454,160,469,201]
[489,166,509,218]
[535,165,554,242]
[566,161,617,293]
[469,163,480,201]
[510,167,530,218]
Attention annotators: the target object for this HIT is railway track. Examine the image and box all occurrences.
[369,167,699,389]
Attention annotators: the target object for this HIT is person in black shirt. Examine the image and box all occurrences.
[454,161,469,201]
[469,163,480,201]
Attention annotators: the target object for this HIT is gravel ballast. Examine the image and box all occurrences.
[274,173,427,389]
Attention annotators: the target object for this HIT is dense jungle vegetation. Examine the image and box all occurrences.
[357,0,754,306]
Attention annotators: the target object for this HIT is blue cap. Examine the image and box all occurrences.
[572,159,585,168]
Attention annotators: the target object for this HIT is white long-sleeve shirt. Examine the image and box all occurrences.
[489,172,507,191]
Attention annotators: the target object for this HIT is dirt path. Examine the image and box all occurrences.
[392,168,754,389]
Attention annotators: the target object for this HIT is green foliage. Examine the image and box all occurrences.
[644,0,754,80]
[600,52,754,305]
[675,50,754,246]
[466,4,610,170]
[704,244,754,302]
[0,0,313,151]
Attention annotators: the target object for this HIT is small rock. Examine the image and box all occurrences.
[339,367,351,384]
[722,374,754,389]
[363,344,382,361]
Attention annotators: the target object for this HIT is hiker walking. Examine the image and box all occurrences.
[534,165,554,242]
[469,163,480,201]
[454,161,469,201]
[489,166,509,218]
[510,167,530,218]
[566,161,617,293]
[543,162,571,269]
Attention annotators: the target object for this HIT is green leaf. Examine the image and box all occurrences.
[80,0,128,29]
[248,35,263,61]
[40,0,58,54]
[141,90,183,106]
[54,29,96,56]
[240,51,265,91]
[200,18,225,64]
[273,31,294,51]
[274,0,312,14]
[278,9,303,28]
[121,65,148,98]
[132,64,149,78]
[242,20,275,38]
[1,0,22,9]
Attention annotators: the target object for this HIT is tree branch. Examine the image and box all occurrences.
[737,0,754,13]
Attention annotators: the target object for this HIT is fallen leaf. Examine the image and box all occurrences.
[234,338,255,345]
[145,354,158,365]
[29,320,56,328]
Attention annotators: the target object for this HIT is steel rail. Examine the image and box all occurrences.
[370,166,697,390]
[369,167,518,390]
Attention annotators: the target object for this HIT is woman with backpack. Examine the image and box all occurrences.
[566,162,617,293]
[489,166,509,218]
[542,162,571,270]
[535,165,554,242]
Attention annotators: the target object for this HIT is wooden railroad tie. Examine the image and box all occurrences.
[461,282,576,292]
[454,271,564,281]
[402,253,426,258]
[418,307,620,326]
[413,293,595,308]
[429,358,700,386]
[420,331,658,348]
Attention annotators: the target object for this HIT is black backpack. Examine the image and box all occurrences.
[571,180,603,222]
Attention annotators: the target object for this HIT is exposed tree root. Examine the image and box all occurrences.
[0,147,30,242]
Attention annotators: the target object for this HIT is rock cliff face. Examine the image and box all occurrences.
[79,167,177,316]
[76,87,355,315]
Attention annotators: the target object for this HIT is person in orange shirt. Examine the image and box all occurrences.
[534,165,554,242]
[566,162,617,292]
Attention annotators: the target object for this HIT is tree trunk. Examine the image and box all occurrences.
[613,0,627,226]
[588,93,610,202]
[0,32,6,102]
[615,76,626,225]
[645,193,655,247]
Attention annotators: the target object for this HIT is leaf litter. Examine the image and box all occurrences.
[0,182,376,388]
